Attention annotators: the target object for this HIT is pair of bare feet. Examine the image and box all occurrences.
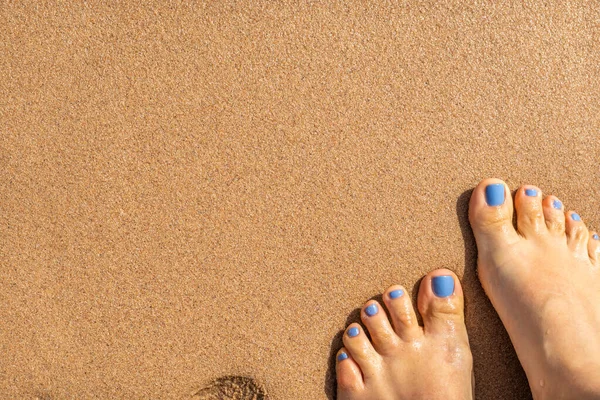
[335,179,600,400]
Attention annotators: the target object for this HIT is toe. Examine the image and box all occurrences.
[543,196,566,235]
[417,269,468,340]
[336,347,365,395]
[514,185,547,237]
[360,300,400,354]
[588,231,600,266]
[382,285,422,342]
[342,323,381,379]
[469,178,520,252]
[565,211,589,258]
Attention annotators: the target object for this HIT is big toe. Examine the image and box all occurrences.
[469,178,520,251]
[417,269,468,340]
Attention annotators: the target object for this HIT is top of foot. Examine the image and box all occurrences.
[469,178,600,400]
[336,269,474,400]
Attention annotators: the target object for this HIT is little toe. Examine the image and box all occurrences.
[336,347,365,395]
[588,232,600,266]
[469,178,520,252]
[417,269,468,340]
[342,323,381,379]
[514,185,547,237]
[565,211,589,257]
[543,196,566,235]
[382,285,422,342]
[360,300,400,354]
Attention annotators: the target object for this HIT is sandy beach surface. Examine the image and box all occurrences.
[2,2,599,399]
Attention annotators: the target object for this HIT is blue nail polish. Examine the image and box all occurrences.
[525,188,538,197]
[389,289,404,299]
[572,213,581,221]
[593,234,599,240]
[337,352,348,362]
[365,304,378,317]
[485,184,505,206]
[432,276,455,298]
[347,327,360,337]
[552,200,562,210]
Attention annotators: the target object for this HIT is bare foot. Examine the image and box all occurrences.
[469,178,600,399]
[336,270,474,400]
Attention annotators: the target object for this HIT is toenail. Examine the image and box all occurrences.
[432,276,455,298]
[552,199,562,210]
[389,289,404,299]
[593,234,599,240]
[365,304,378,317]
[347,327,360,337]
[485,183,505,206]
[337,352,348,362]
[525,188,538,197]
[571,213,581,221]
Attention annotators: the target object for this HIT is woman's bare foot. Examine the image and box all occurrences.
[336,270,474,400]
[469,178,600,399]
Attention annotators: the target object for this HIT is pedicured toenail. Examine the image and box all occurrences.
[525,188,538,197]
[432,276,455,298]
[594,234,599,240]
[571,213,581,221]
[347,327,360,337]
[365,304,378,317]
[389,289,404,299]
[485,184,505,206]
[552,199,562,210]
[337,352,348,362]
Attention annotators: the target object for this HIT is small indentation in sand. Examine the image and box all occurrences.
[193,376,267,400]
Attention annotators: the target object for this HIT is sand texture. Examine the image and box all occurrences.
[2,1,600,399]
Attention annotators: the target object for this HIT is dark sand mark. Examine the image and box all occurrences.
[193,376,267,400]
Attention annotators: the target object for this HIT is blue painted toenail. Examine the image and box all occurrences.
[347,327,360,337]
[485,184,505,206]
[552,199,562,210]
[389,289,404,299]
[525,188,538,197]
[337,352,348,362]
[593,234,599,240]
[572,213,581,221]
[432,276,455,298]
[365,304,378,316]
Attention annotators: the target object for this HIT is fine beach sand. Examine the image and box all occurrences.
[2,2,600,399]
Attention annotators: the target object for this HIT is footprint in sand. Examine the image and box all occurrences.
[193,376,267,400]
